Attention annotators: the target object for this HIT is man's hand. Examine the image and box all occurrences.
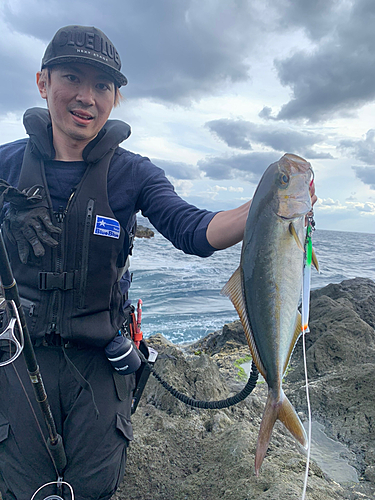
[0,180,62,264]
[5,206,61,264]
[310,180,317,208]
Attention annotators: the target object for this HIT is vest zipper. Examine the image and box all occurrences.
[79,199,95,309]
[49,191,76,333]
[48,230,62,334]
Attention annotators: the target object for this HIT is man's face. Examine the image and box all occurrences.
[37,63,116,155]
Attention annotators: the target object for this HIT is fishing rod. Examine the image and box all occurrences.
[0,228,67,477]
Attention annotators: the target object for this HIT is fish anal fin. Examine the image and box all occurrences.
[312,247,319,272]
[289,222,304,252]
[221,267,266,378]
[283,312,302,375]
[255,390,307,476]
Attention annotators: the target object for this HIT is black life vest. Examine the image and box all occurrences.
[4,108,132,347]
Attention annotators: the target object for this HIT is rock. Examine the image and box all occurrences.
[114,277,375,500]
[286,278,375,494]
[365,465,375,483]
[187,319,247,355]
[135,224,154,238]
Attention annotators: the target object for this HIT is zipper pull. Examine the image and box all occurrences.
[55,206,65,224]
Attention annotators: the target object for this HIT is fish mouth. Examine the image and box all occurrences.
[277,193,312,220]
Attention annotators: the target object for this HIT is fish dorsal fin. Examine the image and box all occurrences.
[312,247,319,272]
[289,222,304,252]
[283,312,302,376]
[221,267,266,378]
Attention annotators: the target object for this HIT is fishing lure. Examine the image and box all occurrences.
[301,220,313,333]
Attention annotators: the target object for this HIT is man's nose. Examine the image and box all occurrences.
[76,83,95,105]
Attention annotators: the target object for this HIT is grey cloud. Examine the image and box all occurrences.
[302,149,334,160]
[339,130,375,165]
[205,119,253,150]
[274,0,375,122]
[258,107,276,120]
[352,166,375,190]
[2,0,257,110]
[198,152,279,181]
[276,0,345,41]
[152,159,200,180]
[205,118,330,158]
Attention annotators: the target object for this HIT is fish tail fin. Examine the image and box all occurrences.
[278,393,308,449]
[254,391,279,476]
[255,390,307,476]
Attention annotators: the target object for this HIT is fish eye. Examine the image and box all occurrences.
[279,172,290,186]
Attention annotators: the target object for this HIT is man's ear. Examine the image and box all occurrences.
[36,72,47,99]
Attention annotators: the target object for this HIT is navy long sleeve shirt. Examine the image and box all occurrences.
[0,138,217,258]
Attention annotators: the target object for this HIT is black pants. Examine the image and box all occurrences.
[0,344,135,500]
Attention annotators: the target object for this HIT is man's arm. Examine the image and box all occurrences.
[206,200,251,250]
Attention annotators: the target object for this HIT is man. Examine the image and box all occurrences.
[0,25,316,500]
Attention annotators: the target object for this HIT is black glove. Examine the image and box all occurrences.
[0,180,61,264]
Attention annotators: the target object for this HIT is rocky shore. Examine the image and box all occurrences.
[135,224,155,238]
[116,277,375,500]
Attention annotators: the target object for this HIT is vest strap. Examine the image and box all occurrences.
[39,272,75,290]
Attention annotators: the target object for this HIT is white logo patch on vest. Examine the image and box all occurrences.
[93,215,120,239]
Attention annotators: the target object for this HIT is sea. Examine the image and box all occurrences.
[128,216,375,345]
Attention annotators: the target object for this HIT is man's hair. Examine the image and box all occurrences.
[39,67,123,107]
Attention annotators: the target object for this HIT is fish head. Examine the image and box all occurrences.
[274,154,313,220]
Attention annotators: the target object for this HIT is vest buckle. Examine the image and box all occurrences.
[39,272,74,290]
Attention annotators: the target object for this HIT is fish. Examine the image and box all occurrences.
[221,153,314,475]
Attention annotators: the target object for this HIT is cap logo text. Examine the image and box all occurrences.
[58,30,120,67]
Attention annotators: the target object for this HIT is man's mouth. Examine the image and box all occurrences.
[70,110,94,121]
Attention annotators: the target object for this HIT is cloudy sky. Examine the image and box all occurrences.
[1,0,375,233]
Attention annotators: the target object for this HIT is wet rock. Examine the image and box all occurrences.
[135,224,154,238]
[114,277,375,500]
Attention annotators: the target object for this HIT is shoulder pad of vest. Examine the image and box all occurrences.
[83,120,131,164]
[23,108,54,160]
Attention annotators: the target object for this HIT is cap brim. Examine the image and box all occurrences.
[42,55,128,87]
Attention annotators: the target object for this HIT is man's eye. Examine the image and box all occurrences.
[66,75,79,83]
[97,83,111,91]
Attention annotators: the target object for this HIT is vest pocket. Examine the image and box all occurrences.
[20,297,36,317]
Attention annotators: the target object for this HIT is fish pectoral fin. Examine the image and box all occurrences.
[312,247,320,272]
[255,390,307,476]
[221,267,266,378]
[289,222,305,252]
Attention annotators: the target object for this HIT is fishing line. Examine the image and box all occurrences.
[301,316,312,500]
[30,480,74,500]
[300,217,314,500]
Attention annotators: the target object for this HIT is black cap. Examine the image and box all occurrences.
[41,25,127,87]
